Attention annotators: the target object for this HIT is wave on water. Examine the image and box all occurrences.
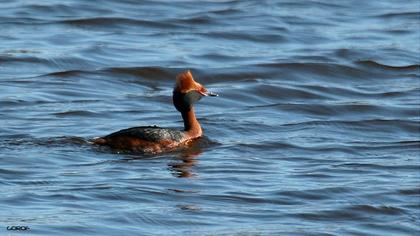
[0,136,89,148]
[1,0,419,235]
[356,60,420,70]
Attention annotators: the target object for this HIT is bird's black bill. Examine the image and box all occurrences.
[206,91,218,97]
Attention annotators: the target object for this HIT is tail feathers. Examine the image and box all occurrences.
[92,137,107,145]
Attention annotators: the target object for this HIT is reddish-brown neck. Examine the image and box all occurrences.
[181,107,202,138]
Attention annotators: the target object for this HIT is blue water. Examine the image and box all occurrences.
[0,1,419,235]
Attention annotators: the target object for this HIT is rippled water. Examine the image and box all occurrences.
[1,0,419,235]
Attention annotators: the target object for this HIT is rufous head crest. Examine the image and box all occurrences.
[174,70,206,94]
[172,70,218,112]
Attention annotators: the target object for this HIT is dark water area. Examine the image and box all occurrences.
[1,0,419,235]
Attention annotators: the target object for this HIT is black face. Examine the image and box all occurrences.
[173,90,203,112]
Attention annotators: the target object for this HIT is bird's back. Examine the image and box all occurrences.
[94,126,186,153]
[105,126,185,143]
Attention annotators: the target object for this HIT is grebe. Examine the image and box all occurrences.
[93,70,217,153]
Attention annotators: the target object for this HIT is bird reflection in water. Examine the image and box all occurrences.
[168,138,204,178]
[97,135,216,179]
[167,139,205,212]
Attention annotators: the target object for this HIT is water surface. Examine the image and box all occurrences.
[0,0,419,235]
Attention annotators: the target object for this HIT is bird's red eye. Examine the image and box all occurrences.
[197,87,208,96]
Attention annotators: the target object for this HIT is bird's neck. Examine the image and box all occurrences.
[181,107,202,139]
